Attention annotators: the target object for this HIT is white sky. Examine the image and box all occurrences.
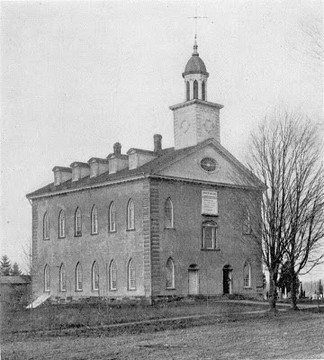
[1,0,323,280]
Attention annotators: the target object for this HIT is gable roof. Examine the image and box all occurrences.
[26,139,264,199]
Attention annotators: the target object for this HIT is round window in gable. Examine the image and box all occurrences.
[200,157,217,172]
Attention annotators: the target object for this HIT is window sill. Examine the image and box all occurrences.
[58,236,66,239]
[128,288,136,291]
[126,228,135,232]
[43,238,50,241]
[166,287,176,290]
[74,234,82,237]
[165,227,176,230]
[108,230,117,234]
[60,289,67,292]
[75,289,83,292]
[110,288,117,291]
[91,232,99,236]
[201,248,220,251]
[244,286,252,290]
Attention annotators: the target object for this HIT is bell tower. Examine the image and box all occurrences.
[170,39,224,150]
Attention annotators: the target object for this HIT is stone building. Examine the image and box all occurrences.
[27,40,264,302]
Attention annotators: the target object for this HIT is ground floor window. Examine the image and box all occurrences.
[59,263,66,292]
[166,258,175,289]
[44,264,50,292]
[128,259,136,290]
[92,261,99,291]
[75,262,83,291]
[109,260,117,290]
[243,262,251,288]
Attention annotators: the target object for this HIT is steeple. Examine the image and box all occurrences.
[170,39,224,150]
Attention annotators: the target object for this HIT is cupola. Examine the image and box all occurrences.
[182,36,209,102]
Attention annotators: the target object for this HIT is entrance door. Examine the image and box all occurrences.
[188,269,199,295]
[223,265,233,295]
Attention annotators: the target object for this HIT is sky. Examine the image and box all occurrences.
[1,0,323,280]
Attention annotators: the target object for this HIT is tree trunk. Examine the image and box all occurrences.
[290,271,299,310]
[268,271,277,311]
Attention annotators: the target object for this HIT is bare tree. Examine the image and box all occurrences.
[280,120,324,309]
[300,15,323,65]
[248,109,324,311]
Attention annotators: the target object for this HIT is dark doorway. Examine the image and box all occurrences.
[223,265,233,295]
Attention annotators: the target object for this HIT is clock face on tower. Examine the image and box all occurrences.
[179,119,190,134]
[203,119,215,133]
[200,157,217,172]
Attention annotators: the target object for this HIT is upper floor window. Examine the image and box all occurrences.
[193,80,198,99]
[186,81,190,101]
[91,205,98,234]
[44,264,50,292]
[127,199,135,230]
[92,261,99,291]
[75,262,83,291]
[43,212,50,240]
[109,260,117,291]
[75,207,82,237]
[243,262,251,288]
[164,198,174,228]
[59,263,66,292]
[58,210,65,238]
[166,258,175,289]
[127,258,136,290]
[109,202,116,232]
[243,209,251,234]
[202,221,218,250]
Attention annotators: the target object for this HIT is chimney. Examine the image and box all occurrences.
[154,134,162,153]
[113,142,121,157]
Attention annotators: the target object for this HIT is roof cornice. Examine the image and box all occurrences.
[169,99,224,111]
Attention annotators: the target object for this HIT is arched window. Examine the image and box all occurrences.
[127,259,136,290]
[92,261,99,291]
[202,221,217,250]
[109,260,117,290]
[186,81,190,101]
[43,212,50,240]
[202,81,206,100]
[243,209,251,234]
[166,258,175,289]
[109,202,116,232]
[127,199,135,230]
[58,210,65,238]
[59,263,66,292]
[75,262,83,291]
[243,262,251,288]
[91,205,98,234]
[193,80,198,99]
[164,198,174,228]
[44,264,50,292]
[75,207,82,237]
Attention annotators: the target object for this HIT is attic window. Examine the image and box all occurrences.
[200,157,217,172]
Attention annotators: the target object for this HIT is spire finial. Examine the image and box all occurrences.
[193,34,199,55]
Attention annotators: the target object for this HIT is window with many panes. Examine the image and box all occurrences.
[44,264,50,292]
[43,212,50,240]
[164,198,174,228]
[127,199,135,230]
[75,208,82,237]
[243,262,251,288]
[59,263,66,292]
[58,210,65,238]
[92,261,99,291]
[109,202,116,232]
[91,205,98,234]
[201,221,218,250]
[243,209,251,234]
[166,258,175,289]
[109,260,117,290]
[127,259,136,290]
[75,262,83,291]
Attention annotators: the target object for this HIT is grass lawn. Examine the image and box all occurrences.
[2,310,323,360]
[2,298,269,337]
